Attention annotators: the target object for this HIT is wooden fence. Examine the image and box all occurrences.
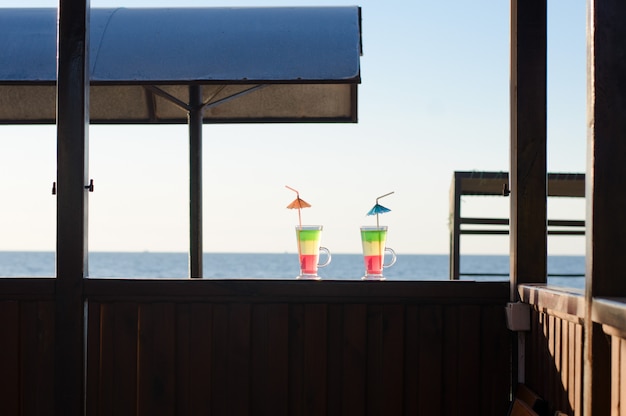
[520,286,585,416]
[520,285,626,416]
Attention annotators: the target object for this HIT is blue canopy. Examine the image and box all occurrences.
[0,7,362,124]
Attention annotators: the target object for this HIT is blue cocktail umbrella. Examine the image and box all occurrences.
[366,204,391,216]
[366,191,394,227]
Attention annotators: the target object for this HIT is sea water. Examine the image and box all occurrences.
[0,251,585,289]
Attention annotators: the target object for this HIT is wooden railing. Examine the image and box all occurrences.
[0,279,513,416]
[520,285,626,416]
[593,297,626,416]
[519,285,585,416]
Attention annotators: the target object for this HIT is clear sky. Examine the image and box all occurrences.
[1,0,587,255]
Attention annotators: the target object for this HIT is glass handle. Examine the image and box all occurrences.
[318,246,331,268]
[383,247,396,268]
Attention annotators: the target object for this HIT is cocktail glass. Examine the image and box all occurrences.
[360,225,396,280]
[295,225,331,280]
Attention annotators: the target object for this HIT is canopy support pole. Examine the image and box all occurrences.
[55,0,90,413]
[189,85,203,278]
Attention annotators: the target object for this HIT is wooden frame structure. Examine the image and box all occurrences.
[449,171,585,280]
[510,1,626,414]
[2,0,626,415]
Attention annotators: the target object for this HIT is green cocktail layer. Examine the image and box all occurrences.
[298,229,321,241]
[361,230,386,242]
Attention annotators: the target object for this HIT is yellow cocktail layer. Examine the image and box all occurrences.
[298,239,320,255]
[362,240,385,255]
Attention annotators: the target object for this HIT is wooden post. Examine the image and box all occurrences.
[509,0,548,301]
[55,0,89,414]
[584,0,626,414]
[449,172,461,280]
[189,85,203,278]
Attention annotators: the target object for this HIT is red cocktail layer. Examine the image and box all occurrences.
[364,255,383,275]
[300,254,320,274]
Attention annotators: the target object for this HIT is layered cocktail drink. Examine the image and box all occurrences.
[295,225,331,279]
[360,226,396,280]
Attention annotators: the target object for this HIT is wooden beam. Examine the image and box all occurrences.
[584,0,626,414]
[547,173,585,197]
[509,0,548,299]
[55,0,89,414]
[455,172,584,198]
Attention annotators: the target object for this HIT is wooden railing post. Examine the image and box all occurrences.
[509,0,548,300]
[584,0,626,414]
[449,172,461,280]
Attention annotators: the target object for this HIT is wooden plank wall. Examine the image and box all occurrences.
[525,308,583,416]
[85,295,511,416]
[0,300,55,415]
[609,334,626,416]
[519,286,587,416]
[597,325,626,416]
[521,288,626,416]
